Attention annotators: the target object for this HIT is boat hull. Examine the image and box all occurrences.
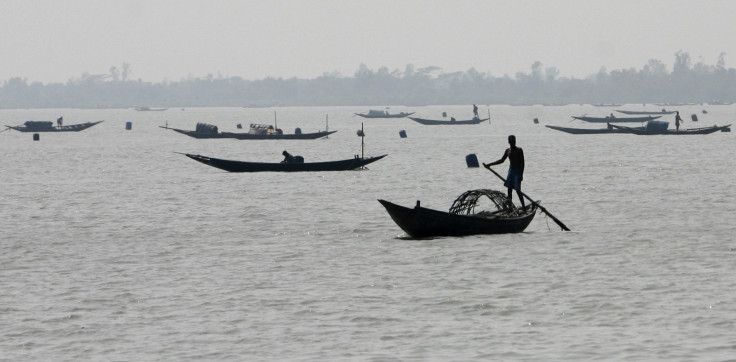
[572,115,661,123]
[616,110,676,115]
[545,125,641,134]
[161,126,335,139]
[355,112,414,118]
[408,117,488,125]
[378,199,536,238]
[184,153,387,172]
[609,124,731,135]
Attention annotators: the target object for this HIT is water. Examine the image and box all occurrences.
[1,105,735,360]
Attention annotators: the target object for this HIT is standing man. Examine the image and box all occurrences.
[57,116,63,128]
[675,111,683,132]
[483,135,526,211]
[473,104,479,118]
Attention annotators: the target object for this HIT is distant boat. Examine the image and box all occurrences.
[182,153,387,172]
[616,109,676,115]
[572,115,661,123]
[135,106,167,111]
[545,124,642,134]
[408,116,488,125]
[354,110,415,118]
[5,120,103,132]
[609,122,731,135]
[592,103,622,107]
[160,123,336,140]
[654,102,697,106]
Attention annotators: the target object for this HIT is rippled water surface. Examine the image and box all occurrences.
[2,105,735,360]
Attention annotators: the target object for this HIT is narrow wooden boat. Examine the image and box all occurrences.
[183,153,387,172]
[545,124,642,134]
[379,189,537,238]
[160,123,336,140]
[354,110,415,118]
[609,123,731,135]
[408,117,489,125]
[6,120,103,132]
[227,130,336,140]
[616,110,676,115]
[572,115,661,123]
[135,106,167,111]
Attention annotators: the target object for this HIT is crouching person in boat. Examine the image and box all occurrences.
[281,150,304,163]
[483,135,526,211]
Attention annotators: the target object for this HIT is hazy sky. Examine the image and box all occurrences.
[3,0,735,83]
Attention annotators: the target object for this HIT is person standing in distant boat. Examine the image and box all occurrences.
[57,116,63,128]
[473,104,479,118]
[675,111,683,132]
[484,135,526,211]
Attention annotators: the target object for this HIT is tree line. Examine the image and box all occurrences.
[1,51,734,109]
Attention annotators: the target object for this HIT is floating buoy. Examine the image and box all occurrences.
[125,121,132,130]
[533,118,539,124]
[33,133,40,141]
[465,153,479,168]
[399,130,407,138]
[691,114,698,122]
[442,112,447,117]
[236,123,242,129]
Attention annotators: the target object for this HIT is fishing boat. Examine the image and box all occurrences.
[183,153,386,172]
[5,120,103,132]
[616,109,676,115]
[408,116,488,125]
[135,106,167,111]
[160,123,336,140]
[181,122,385,172]
[609,122,731,135]
[379,189,537,238]
[354,110,415,118]
[572,115,661,123]
[545,124,643,134]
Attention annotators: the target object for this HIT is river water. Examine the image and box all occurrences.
[1,105,734,360]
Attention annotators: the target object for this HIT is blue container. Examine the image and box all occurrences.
[465,153,480,168]
[33,133,40,141]
[399,130,407,138]
[125,122,132,130]
[295,127,302,135]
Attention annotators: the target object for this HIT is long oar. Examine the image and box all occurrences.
[484,165,571,231]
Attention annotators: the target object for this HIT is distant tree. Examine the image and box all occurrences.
[643,59,667,76]
[122,63,131,81]
[673,50,692,74]
[110,66,120,82]
[354,63,373,79]
[716,52,726,71]
[403,64,415,78]
[531,61,543,81]
[545,67,560,81]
